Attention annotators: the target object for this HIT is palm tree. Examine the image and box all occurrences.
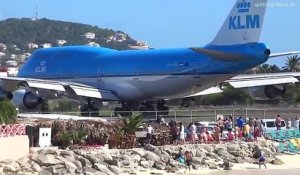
[121,114,142,135]
[283,55,300,72]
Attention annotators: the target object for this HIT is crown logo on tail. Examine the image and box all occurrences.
[237,0,251,13]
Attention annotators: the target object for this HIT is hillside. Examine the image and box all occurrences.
[0,18,144,62]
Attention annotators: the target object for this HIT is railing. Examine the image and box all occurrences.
[18,107,300,124]
[0,124,26,137]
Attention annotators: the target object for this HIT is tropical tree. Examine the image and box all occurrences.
[283,55,300,72]
[0,99,17,124]
[255,64,280,73]
[121,114,142,135]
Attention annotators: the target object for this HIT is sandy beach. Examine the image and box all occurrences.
[134,155,300,175]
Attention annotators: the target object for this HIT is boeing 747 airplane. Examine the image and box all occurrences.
[0,0,300,115]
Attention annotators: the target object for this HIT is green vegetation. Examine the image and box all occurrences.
[0,99,17,124]
[0,18,138,61]
[121,114,142,135]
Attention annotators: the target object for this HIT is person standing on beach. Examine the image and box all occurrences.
[258,150,267,169]
[146,124,153,144]
[184,151,193,173]
[275,115,282,131]
[190,122,197,144]
[179,122,185,144]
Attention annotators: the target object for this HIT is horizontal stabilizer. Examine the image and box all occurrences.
[269,51,300,58]
[227,75,299,88]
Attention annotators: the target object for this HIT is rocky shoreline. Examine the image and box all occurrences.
[0,140,286,175]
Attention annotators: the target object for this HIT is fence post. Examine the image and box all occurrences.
[190,109,193,122]
[263,109,266,119]
[245,108,248,119]
[214,109,217,121]
[174,109,177,122]
[110,111,113,123]
[155,111,158,121]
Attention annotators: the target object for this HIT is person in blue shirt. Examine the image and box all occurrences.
[236,116,244,129]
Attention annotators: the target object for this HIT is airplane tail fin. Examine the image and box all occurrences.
[210,0,267,46]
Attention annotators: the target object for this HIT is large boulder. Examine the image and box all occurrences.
[154,161,166,170]
[94,163,115,175]
[227,144,240,152]
[144,144,158,152]
[38,169,52,175]
[83,166,106,175]
[78,156,93,167]
[37,154,62,166]
[130,149,146,157]
[139,161,151,168]
[3,162,20,173]
[159,151,170,164]
[31,162,42,172]
[65,161,77,173]
[145,151,160,162]
[191,157,202,165]
[196,150,206,158]
[131,154,141,162]
[202,145,214,153]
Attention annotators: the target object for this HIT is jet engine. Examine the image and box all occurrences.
[0,89,13,100]
[246,85,286,100]
[12,89,43,110]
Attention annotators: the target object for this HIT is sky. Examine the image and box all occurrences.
[0,0,299,68]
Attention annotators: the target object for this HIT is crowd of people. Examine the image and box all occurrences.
[145,114,300,146]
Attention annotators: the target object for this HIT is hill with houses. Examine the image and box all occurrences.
[0,18,149,65]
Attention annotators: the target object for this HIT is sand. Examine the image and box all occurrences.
[133,155,300,175]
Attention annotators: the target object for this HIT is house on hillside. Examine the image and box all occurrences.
[57,40,67,46]
[0,52,6,58]
[0,43,7,51]
[87,42,100,47]
[84,32,96,40]
[115,33,127,42]
[128,41,149,50]
[41,43,52,48]
[27,43,39,49]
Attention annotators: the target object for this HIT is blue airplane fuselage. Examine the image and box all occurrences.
[18,43,268,100]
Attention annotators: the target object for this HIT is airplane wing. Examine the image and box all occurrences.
[0,77,119,100]
[187,72,300,97]
[269,51,300,58]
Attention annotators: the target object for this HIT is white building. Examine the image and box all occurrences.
[0,43,7,51]
[57,40,67,46]
[115,33,127,42]
[87,42,100,47]
[128,41,150,50]
[84,32,95,40]
[0,52,6,58]
[41,43,52,48]
[27,43,39,49]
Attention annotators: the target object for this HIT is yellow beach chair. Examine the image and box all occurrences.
[290,139,300,148]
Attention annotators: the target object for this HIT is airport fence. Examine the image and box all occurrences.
[19,107,300,124]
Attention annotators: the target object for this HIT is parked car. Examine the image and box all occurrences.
[261,119,286,134]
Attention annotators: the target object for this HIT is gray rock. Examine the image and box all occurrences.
[192,163,200,170]
[227,144,240,152]
[94,163,115,175]
[223,161,233,168]
[85,154,100,164]
[202,145,213,153]
[196,150,206,158]
[139,161,151,168]
[83,166,106,175]
[108,165,122,175]
[232,157,244,164]
[59,150,74,157]
[145,151,160,162]
[3,162,20,173]
[130,149,146,157]
[191,157,202,165]
[65,161,77,173]
[78,156,93,167]
[243,157,254,163]
[208,163,218,169]
[270,158,284,165]
[74,160,83,169]
[132,154,141,162]
[38,169,52,175]
[55,168,67,175]
[39,149,58,155]
[154,161,166,170]
[261,148,275,158]
[144,144,158,152]
[37,154,62,166]
[224,166,232,170]
[32,163,42,172]
[159,151,170,164]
